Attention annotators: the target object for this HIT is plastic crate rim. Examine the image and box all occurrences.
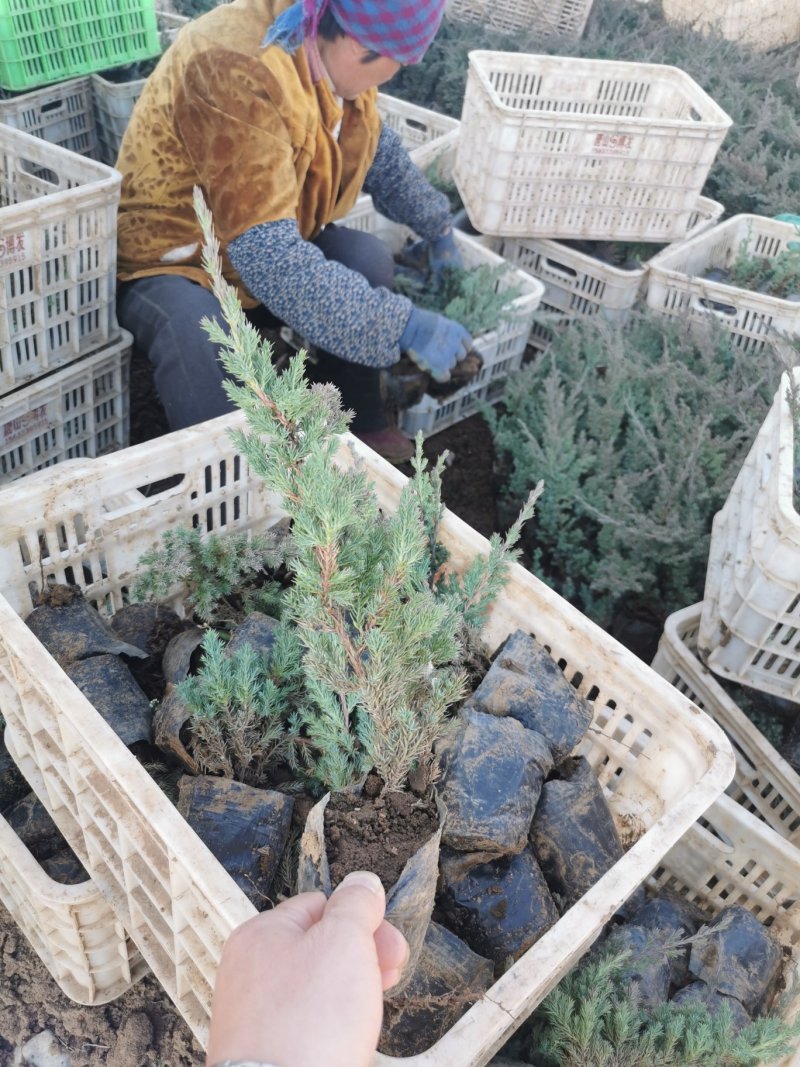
[465,50,734,129]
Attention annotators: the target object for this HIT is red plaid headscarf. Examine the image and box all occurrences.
[264,0,446,65]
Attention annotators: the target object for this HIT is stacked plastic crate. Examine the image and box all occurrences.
[0,0,163,483]
[450,52,731,353]
[0,1,147,1000]
[650,370,800,1065]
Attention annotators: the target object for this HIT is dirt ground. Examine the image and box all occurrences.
[0,899,203,1065]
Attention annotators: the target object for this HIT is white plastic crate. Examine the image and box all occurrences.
[652,793,800,1067]
[647,215,800,355]
[498,195,723,323]
[377,93,459,154]
[0,413,735,1057]
[662,0,800,51]
[0,331,131,483]
[454,52,732,241]
[652,603,800,846]
[339,195,544,437]
[0,125,121,394]
[91,10,190,166]
[0,77,98,158]
[699,368,800,702]
[0,757,148,1005]
[445,0,595,39]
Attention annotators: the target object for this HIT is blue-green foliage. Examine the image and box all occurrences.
[487,311,784,625]
[531,945,800,1067]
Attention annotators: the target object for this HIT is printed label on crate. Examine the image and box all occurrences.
[592,132,634,156]
[3,405,48,446]
[0,231,30,266]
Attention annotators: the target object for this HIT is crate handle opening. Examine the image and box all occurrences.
[695,296,738,318]
[544,256,579,280]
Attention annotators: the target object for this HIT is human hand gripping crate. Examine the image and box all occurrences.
[652,603,800,848]
[453,52,731,242]
[646,215,800,356]
[652,792,800,1067]
[0,126,121,394]
[0,412,736,1060]
[698,368,800,702]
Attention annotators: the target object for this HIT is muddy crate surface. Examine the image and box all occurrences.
[0,413,734,1063]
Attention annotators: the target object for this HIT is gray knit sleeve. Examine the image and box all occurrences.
[227,219,412,368]
[363,124,452,242]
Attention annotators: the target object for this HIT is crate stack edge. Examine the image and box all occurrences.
[698,367,800,701]
[0,126,130,483]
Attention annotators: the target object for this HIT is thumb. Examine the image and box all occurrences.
[323,871,387,936]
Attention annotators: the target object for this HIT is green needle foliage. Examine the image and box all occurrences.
[725,238,800,300]
[530,946,800,1067]
[178,626,303,784]
[193,188,538,794]
[394,262,521,337]
[132,526,288,625]
[487,310,785,626]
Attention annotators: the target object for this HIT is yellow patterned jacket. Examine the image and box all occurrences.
[116,0,381,306]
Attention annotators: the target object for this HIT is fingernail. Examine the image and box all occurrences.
[335,871,383,895]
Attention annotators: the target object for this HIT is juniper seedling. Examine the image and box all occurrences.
[725,237,800,300]
[193,187,539,794]
[486,310,784,626]
[529,944,800,1067]
[177,626,302,784]
[394,262,521,337]
[132,526,289,626]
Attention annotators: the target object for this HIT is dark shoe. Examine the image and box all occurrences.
[354,425,415,464]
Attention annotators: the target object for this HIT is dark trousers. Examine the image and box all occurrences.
[117,224,396,433]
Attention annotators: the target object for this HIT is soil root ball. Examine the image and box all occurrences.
[66,654,154,746]
[602,923,672,1012]
[298,789,444,994]
[25,588,148,668]
[225,612,280,657]
[529,755,623,911]
[464,629,593,763]
[5,792,65,862]
[380,920,493,1058]
[688,904,783,1014]
[162,627,206,687]
[626,890,705,987]
[177,775,294,909]
[0,740,30,811]
[153,688,199,774]
[437,708,552,855]
[438,844,558,971]
[111,602,190,700]
[671,981,752,1032]
[40,846,89,886]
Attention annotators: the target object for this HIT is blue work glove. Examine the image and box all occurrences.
[400,307,473,383]
[428,227,462,278]
[399,225,464,282]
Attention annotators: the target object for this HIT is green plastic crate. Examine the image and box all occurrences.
[0,0,161,92]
